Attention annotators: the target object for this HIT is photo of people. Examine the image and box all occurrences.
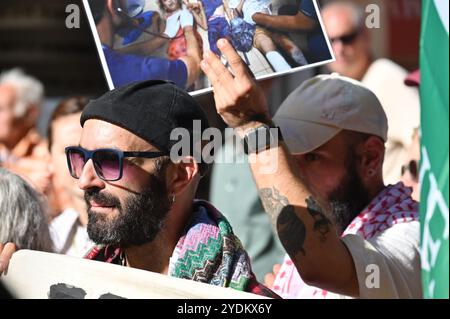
[83,0,334,94]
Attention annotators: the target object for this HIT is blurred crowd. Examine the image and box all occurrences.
[0,0,424,299]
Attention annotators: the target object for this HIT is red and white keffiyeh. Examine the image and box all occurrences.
[272,182,419,299]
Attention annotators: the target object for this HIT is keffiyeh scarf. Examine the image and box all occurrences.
[272,182,419,298]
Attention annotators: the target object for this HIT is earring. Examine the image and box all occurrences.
[170,194,176,204]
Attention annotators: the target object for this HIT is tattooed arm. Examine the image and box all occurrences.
[201,39,359,297]
[250,142,358,296]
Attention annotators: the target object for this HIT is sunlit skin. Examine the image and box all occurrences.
[78,120,164,217]
[322,3,372,81]
[292,131,385,211]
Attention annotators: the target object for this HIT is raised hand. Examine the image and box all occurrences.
[200,39,270,129]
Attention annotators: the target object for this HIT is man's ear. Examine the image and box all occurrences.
[167,157,200,196]
[358,136,385,180]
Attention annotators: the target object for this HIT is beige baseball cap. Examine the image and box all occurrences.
[273,73,388,154]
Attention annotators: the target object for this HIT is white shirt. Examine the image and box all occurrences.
[274,221,422,299]
[362,59,421,185]
[50,208,95,258]
[342,221,422,298]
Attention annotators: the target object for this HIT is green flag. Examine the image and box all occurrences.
[420,0,449,299]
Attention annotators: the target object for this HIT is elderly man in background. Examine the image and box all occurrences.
[321,0,420,185]
[0,69,52,194]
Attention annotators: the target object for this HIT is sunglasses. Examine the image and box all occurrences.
[401,160,418,181]
[330,30,360,45]
[65,146,167,181]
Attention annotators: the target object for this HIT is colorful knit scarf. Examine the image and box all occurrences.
[85,200,277,298]
[272,182,419,299]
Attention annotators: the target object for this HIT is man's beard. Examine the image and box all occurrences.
[327,154,371,234]
[84,174,172,248]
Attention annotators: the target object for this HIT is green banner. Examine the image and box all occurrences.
[419,0,449,299]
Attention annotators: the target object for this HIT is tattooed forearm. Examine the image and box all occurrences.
[277,205,307,256]
[259,187,306,256]
[259,187,290,227]
[306,197,331,242]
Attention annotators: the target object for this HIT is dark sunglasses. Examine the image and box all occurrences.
[65,146,167,181]
[401,160,418,181]
[330,30,360,45]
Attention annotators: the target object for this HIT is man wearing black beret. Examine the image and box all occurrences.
[65,80,276,297]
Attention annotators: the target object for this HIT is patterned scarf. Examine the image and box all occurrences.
[272,182,419,299]
[85,200,278,298]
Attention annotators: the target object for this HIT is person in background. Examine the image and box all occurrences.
[47,97,95,257]
[0,168,53,253]
[0,68,52,195]
[401,70,421,202]
[321,0,420,185]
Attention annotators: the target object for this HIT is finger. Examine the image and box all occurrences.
[202,57,239,110]
[201,57,220,89]
[201,60,229,109]
[202,49,234,86]
[0,243,16,276]
[217,38,249,80]
[273,263,282,275]
[264,273,275,289]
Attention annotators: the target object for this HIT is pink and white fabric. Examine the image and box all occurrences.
[272,182,419,299]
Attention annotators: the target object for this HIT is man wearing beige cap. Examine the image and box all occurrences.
[201,39,422,298]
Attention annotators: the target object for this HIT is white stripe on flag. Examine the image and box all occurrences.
[433,0,449,34]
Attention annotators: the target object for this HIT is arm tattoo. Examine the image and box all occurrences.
[305,196,331,242]
[259,187,289,226]
[259,187,306,256]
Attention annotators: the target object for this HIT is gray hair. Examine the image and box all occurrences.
[0,68,44,117]
[323,0,365,30]
[0,168,53,252]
